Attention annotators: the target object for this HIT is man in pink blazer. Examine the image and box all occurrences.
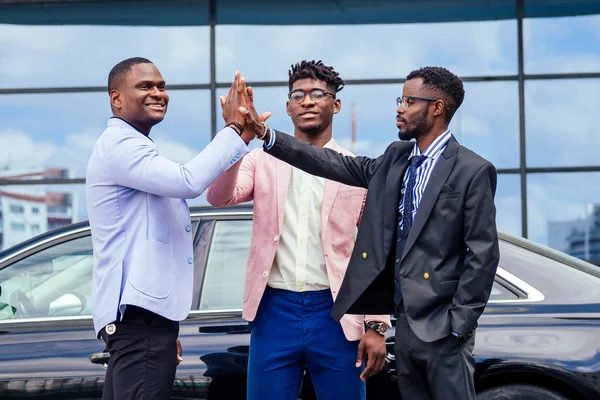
[207,60,390,400]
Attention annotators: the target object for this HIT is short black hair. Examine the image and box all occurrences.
[406,66,465,122]
[288,60,345,94]
[108,57,153,93]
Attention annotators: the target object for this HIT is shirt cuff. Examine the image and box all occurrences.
[263,128,276,150]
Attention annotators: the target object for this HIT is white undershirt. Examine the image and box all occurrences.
[267,140,335,291]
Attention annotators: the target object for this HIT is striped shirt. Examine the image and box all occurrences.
[398,130,452,231]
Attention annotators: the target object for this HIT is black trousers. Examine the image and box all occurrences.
[394,308,476,400]
[100,305,179,400]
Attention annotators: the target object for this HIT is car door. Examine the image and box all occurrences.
[172,214,253,400]
[0,229,106,399]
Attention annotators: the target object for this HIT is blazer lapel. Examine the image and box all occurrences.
[321,140,344,239]
[276,159,292,231]
[382,156,410,263]
[401,137,459,260]
[321,179,341,241]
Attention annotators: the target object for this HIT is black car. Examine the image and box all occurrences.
[0,206,599,400]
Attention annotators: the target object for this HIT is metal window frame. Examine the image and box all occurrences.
[1,0,600,239]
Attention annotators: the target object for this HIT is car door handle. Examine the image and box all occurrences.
[89,352,110,365]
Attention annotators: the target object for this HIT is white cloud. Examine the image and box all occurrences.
[337,138,390,157]
[0,129,56,171]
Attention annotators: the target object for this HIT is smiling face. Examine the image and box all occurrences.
[286,78,341,136]
[110,63,169,135]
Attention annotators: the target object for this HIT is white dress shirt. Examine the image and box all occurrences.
[267,140,336,292]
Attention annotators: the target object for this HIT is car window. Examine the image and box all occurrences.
[489,281,519,301]
[0,235,93,320]
[198,220,252,311]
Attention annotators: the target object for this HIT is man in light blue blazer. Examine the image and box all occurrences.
[86,57,255,400]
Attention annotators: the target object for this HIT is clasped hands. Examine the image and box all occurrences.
[220,71,272,144]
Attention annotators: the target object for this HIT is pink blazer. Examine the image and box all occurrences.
[207,141,390,341]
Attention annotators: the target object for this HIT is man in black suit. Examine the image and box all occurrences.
[237,66,499,399]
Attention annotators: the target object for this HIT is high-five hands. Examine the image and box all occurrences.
[220,71,271,144]
[239,85,272,140]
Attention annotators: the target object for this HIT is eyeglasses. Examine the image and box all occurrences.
[396,96,450,111]
[288,89,336,104]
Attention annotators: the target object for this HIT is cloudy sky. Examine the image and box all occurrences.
[0,13,599,250]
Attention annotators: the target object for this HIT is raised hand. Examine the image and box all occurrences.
[220,71,248,124]
[239,85,272,140]
[220,71,251,140]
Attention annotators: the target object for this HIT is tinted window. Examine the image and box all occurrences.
[198,220,252,311]
[0,235,93,320]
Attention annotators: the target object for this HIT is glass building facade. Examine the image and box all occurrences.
[0,1,599,265]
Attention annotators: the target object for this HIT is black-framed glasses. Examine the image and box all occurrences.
[288,89,336,104]
[396,95,450,111]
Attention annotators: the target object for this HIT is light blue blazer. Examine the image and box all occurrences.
[86,118,248,336]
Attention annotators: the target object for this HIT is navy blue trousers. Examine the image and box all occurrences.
[247,287,366,400]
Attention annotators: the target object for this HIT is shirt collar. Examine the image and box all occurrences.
[324,138,335,149]
[108,117,153,142]
[409,130,452,160]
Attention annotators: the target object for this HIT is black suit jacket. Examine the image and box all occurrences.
[265,131,500,342]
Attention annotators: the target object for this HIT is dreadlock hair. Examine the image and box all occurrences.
[288,60,345,94]
[108,57,153,93]
[406,66,465,123]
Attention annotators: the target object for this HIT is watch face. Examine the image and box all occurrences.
[377,324,388,335]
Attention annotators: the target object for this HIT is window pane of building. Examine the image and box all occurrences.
[525,79,600,168]
[218,81,518,168]
[0,184,86,251]
[524,15,600,74]
[497,174,522,237]
[451,81,519,169]
[0,90,211,180]
[216,20,517,82]
[527,172,600,265]
[0,24,210,88]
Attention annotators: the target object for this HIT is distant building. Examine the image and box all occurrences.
[0,169,77,251]
[548,204,600,265]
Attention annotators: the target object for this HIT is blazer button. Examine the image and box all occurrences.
[262,271,268,277]
[362,252,368,259]
[274,235,279,241]
[185,224,191,232]
[423,272,430,279]
[188,257,193,264]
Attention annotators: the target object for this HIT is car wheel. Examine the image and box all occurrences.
[478,384,568,400]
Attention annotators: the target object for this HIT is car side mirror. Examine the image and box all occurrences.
[49,292,87,317]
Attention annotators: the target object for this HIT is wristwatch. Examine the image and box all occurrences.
[366,321,389,336]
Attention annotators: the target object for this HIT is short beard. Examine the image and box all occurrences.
[398,108,428,141]
[298,123,323,136]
